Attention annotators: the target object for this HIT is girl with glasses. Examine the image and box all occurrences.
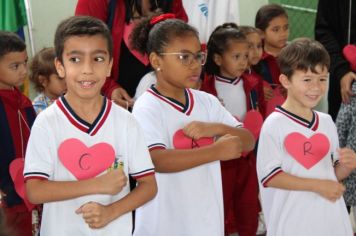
[131,14,255,236]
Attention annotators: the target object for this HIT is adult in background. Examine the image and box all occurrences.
[315,0,356,120]
[76,0,187,108]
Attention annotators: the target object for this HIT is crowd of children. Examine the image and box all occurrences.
[0,3,355,236]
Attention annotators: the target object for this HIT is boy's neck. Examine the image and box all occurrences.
[264,44,282,57]
[64,94,104,124]
[282,99,314,122]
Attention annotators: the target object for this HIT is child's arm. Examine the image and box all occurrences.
[76,175,157,229]
[335,147,356,180]
[152,121,254,172]
[183,121,255,152]
[26,169,127,204]
[265,172,345,202]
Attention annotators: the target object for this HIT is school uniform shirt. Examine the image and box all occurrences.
[0,88,36,207]
[257,106,353,236]
[132,86,241,236]
[24,96,154,236]
[214,75,247,120]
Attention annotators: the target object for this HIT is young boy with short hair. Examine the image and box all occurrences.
[24,16,157,235]
[0,31,36,236]
[257,38,356,236]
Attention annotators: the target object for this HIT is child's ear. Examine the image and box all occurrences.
[279,74,291,89]
[213,54,222,66]
[38,75,48,88]
[55,58,65,78]
[149,52,162,71]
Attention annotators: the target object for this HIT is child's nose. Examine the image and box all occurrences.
[82,61,94,74]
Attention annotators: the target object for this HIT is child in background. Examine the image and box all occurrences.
[24,16,157,236]
[239,26,265,116]
[29,47,67,114]
[255,3,289,117]
[201,23,260,236]
[336,81,356,228]
[257,38,356,236]
[0,31,36,236]
[131,15,255,236]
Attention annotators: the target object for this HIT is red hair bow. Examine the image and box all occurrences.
[150,13,176,26]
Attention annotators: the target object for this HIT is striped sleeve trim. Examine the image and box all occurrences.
[130,168,155,179]
[261,167,283,187]
[24,172,49,181]
[148,143,166,151]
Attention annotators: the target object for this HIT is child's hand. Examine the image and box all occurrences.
[313,179,345,202]
[96,169,127,195]
[263,86,274,101]
[76,201,114,229]
[339,148,356,170]
[183,121,216,139]
[214,134,242,160]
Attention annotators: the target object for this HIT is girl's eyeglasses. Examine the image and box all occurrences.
[159,52,207,66]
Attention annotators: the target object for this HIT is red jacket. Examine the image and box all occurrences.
[75,0,188,97]
[260,51,281,86]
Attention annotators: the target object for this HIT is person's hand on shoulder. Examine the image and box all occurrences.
[340,71,356,103]
[111,87,134,109]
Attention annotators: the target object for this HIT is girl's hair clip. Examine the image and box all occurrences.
[150,13,176,26]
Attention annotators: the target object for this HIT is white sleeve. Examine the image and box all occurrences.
[134,72,157,101]
[126,117,155,179]
[257,119,284,187]
[132,99,167,151]
[207,93,242,127]
[24,117,55,180]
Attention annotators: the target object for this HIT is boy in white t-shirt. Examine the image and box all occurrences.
[24,16,157,236]
[257,38,356,236]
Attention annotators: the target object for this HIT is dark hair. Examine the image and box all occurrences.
[54,16,113,63]
[130,16,198,55]
[278,38,330,78]
[0,31,26,59]
[205,23,246,75]
[255,4,288,31]
[29,47,57,92]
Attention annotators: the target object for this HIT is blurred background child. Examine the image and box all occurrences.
[201,23,260,236]
[0,31,36,236]
[255,3,289,117]
[336,81,356,231]
[29,47,66,114]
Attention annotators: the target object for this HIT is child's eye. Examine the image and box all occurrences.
[272,27,280,32]
[10,64,19,70]
[69,57,80,63]
[95,57,105,62]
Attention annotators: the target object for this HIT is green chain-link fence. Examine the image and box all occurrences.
[270,0,318,40]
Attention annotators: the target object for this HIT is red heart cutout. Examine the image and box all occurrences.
[263,82,285,117]
[343,44,356,71]
[284,133,330,169]
[58,138,115,180]
[243,110,264,140]
[9,158,35,211]
[173,129,214,149]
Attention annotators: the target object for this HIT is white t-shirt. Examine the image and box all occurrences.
[24,96,154,236]
[214,75,247,120]
[182,0,240,44]
[257,106,353,236]
[134,71,157,100]
[132,87,241,236]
